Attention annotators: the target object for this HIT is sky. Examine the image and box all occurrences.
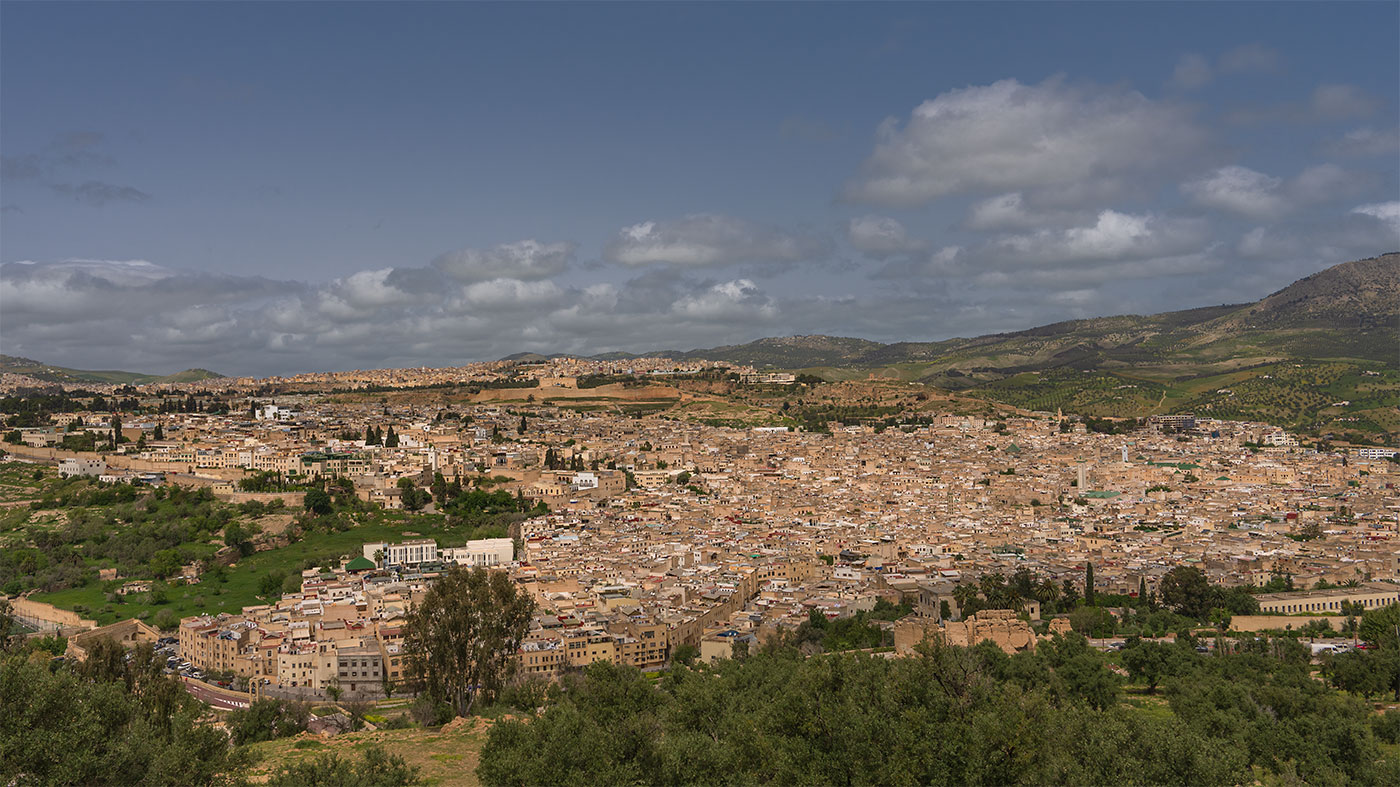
[2,1,1397,377]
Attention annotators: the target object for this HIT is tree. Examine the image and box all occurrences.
[397,477,427,512]
[403,566,535,717]
[1,647,234,785]
[227,698,310,745]
[1056,578,1078,611]
[225,522,254,557]
[1084,562,1095,606]
[671,643,700,667]
[1209,606,1232,633]
[304,488,333,516]
[148,549,182,579]
[1158,565,1215,620]
[1120,640,1192,693]
[109,414,123,449]
[517,415,527,435]
[1358,603,1400,650]
[385,426,399,448]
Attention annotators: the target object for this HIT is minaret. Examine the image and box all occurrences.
[1077,462,1087,491]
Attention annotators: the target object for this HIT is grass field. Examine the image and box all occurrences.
[246,719,491,786]
[31,509,466,626]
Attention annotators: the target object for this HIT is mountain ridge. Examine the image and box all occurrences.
[506,253,1396,371]
[0,355,225,386]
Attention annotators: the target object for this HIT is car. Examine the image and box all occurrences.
[1195,645,1210,653]
[1357,642,1375,649]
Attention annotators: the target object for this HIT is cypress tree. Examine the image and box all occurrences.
[1085,562,1096,606]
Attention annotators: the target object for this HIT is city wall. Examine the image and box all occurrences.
[1229,615,1342,633]
[215,491,306,507]
[6,596,96,632]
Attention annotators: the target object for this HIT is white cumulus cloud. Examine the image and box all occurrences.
[431,239,576,282]
[846,215,926,257]
[842,77,1210,206]
[604,214,819,267]
[1352,201,1400,237]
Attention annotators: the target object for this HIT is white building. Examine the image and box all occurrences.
[442,538,515,568]
[58,457,107,477]
[363,538,438,567]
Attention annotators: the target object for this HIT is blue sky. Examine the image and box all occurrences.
[2,1,1397,376]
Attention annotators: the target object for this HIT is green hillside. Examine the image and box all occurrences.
[0,355,223,386]
[653,254,1400,439]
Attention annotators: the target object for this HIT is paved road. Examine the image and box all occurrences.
[181,678,251,710]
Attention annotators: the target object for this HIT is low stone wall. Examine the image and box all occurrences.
[215,490,306,507]
[1230,614,1338,632]
[7,596,96,632]
[257,682,387,703]
[0,443,60,463]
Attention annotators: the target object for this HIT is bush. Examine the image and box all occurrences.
[265,745,419,787]
[1374,710,1400,745]
[226,698,310,745]
[409,695,454,727]
[153,608,179,630]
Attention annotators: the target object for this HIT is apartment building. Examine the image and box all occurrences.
[1253,582,1400,614]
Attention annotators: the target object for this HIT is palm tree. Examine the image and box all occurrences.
[952,583,978,617]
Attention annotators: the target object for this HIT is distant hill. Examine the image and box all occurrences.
[669,335,885,368]
[0,355,224,386]
[507,254,1399,438]
[651,254,1398,373]
[153,368,224,384]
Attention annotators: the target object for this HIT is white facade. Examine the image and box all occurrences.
[442,538,515,568]
[58,457,107,477]
[362,539,438,567]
